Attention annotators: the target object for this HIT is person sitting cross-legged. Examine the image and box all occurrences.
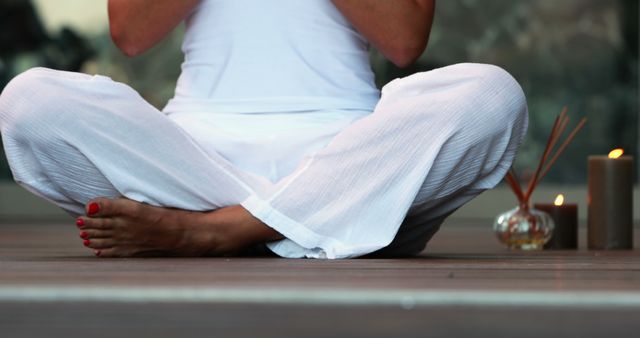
[0,0,528,258]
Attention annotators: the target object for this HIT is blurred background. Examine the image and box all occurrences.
[0,0,638,220]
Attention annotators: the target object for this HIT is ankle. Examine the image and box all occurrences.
[208,205,281,255]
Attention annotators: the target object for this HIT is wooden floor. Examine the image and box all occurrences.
[1,219,639,337]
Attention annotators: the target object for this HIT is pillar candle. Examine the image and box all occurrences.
[535,195,578,249]
[587,149,634,249]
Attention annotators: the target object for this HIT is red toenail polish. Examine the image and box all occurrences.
[83,239,90,247]
[80,231,88,239]
[95,250,101,257]
[76,218,85,228]
[88,202,99,215]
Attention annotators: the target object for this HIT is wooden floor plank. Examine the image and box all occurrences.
[1,221,638,291]
[0,220,639,337]
[2,302,640,338]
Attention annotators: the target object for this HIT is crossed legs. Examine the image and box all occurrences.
[0,68,279,257]
[0,64,528,258]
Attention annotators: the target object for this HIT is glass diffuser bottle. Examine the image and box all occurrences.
[494,203,554,250]
[495,107,586,250]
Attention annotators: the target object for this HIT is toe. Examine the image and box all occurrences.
[80,229,113,239]
[94,247,131,258]
[84,238,115,249]
[86,197,147,218]
[85,197,114,217]
[110,198,147,218]
[80,215,114,230]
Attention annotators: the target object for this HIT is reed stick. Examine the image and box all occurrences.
[524,114,568,200]
[505,106,586,205]
[505,170,525,204]
[538,117,587,181]
[523,114,561,201]
[549,108,570,153]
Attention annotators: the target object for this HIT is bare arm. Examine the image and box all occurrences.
[331,0,435,68]
[108,0,200,57]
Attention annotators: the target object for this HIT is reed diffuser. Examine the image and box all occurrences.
[494,107,587,250]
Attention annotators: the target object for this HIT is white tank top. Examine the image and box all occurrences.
[163,0,380,114]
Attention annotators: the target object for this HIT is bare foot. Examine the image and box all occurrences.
[75,197,283,258]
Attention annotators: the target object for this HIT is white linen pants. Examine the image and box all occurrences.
[0,64,528,258]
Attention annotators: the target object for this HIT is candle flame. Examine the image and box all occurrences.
[554,194,564,206]
[608,148,624,159]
